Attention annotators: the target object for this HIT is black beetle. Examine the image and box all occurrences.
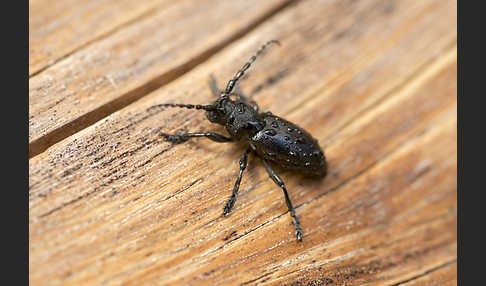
[155,41,327,241]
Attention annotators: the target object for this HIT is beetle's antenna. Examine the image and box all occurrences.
[223,40,280,97]
[150,103,217,111]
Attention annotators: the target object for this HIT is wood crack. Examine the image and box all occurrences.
[387,259,457,286]
[29,1,172,77]
[29,0,298,159]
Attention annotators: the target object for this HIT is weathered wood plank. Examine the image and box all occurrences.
[142,56,457,286]
[29,0,171,75]
[29,0,457,285]
[29,0,294,157]
[29,0,456,218]
[398,261,457,286]
[253,108,457,286]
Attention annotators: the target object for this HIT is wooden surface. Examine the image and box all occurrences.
[29,0,457,285]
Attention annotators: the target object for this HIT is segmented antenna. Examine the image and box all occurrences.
[224,40,280,96]
[150,103,216,111]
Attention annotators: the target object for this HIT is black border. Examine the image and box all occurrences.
[457,0,461,283]
[13,0,29,285]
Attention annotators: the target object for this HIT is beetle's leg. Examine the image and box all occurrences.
[160,132,237,144]
[261,159,303,242]
[209,75,221,96]
[224,40,280,95]
[223,147,251,215]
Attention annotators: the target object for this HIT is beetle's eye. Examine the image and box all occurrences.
[206,111,220,123]
[228,117,235,125]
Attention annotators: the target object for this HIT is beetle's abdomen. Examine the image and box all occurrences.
[250,114,327,177]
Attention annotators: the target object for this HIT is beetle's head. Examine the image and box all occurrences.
[206,95,264,138]
[205,96,228,125]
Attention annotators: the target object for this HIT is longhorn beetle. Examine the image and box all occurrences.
[155,40,327,241]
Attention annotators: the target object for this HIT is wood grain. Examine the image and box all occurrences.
[398,262,457,286]
[29,0,172,76]
[29,0,294,157]
[29,0,457,285]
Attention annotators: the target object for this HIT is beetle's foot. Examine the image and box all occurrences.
[223,199,235,216]
[295,228,303,242]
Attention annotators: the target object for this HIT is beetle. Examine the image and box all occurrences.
[155,40,327,241]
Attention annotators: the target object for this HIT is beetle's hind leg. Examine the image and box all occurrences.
[261,159,303,242]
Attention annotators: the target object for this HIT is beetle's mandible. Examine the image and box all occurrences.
[155,40,327,242]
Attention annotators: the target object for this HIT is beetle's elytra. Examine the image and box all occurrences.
[155,40,327,242]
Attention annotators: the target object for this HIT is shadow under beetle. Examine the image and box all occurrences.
[156,40,327,242]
